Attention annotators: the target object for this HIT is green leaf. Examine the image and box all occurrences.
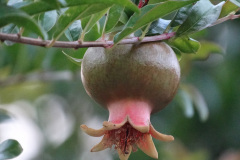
[104,5,125,33]
[20,0,139,16]
[177,0,224,36]
[176,89,194,118]
[62,51,82,66]
[114,0,198,44]
[230,0,240,7]
[148,0,168,4]
[190,41,224,60]
[38,10,58,32]
[169,36,200,54]
[119,11,128,24]
[0,139,23,160]
[171,4,193,27]
[84,23,102,41]
[219,0,239,18]
[172,47,182,61]
[183,85,209,122]
[81,8,109,37]
[65,20,82,41]
[0,5,47,39]
[1,24,19,46]
[146,18,171,36]
[40,0,61,8]
[50,4,110,41]
[0,0,7,5]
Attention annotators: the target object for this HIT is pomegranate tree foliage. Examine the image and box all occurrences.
[0,0,239,159]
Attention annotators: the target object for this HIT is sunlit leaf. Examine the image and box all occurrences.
[38,10,58,32]
[0,5,47,39]
[104,5,125,33]
[114,0,198,44]
[146,18,171,36]
[171,4,193,27]
[169,36,200,54]
[177,0,224,36]
[50,4,110,41]
[65,20,82,41]
[20,0,139,16]
[81,8,109,38]
[219,0,239,18]
[0,139,23,160]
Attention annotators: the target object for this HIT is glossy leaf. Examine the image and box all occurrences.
[171,4,193,27]
[114,0,198,44]
[104,5,125,33]
[177,0,224,36]
[20,0,139,16]
[190,41,224,60]
[147,18,171,36]
[65,20,82,41]
[81,8,109,37]
[170,36,200,54]
[219,0,239,18]
[50,4,110,41]
[38,10,58,32]
[0,5,47,39]
[62,51,82,66]
[0,139,23,160]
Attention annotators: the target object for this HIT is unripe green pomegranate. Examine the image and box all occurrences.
[81,42,180,160]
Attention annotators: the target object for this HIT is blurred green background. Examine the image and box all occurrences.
[0,19,240,160]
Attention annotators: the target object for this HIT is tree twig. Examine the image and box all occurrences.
[0,32,176,49]
[0,13,239,49]
[209,14,240,27]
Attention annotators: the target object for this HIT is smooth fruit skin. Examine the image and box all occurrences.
[81,42,180,113]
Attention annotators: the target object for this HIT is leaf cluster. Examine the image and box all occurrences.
[0,0,239,58]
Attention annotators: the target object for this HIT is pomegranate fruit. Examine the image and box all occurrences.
[80,42,180,159]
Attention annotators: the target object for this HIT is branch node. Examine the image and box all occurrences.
[78,39,83,44]
[46,40,55,48]
[17,33,21,39]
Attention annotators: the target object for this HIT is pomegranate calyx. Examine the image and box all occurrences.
[137,133,158,159]
[149,124,174,142]
[81,121,174,160]
[80,124,106,137]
